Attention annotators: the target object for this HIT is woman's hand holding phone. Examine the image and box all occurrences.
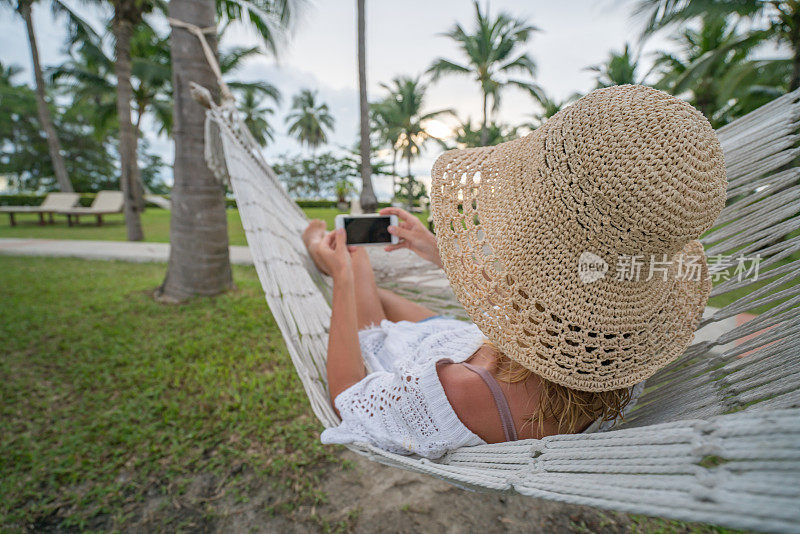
[317,228,358,280]
[379,207,442,268]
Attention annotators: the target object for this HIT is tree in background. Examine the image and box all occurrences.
[54,21,276,140]
[158,0,297,302]
[272,149,391,201]
[0,61,118,191]
[108,0,156,242]
[373,76,452,206]
[285,89,334,151]
[137,139,168,194]
[370,95,403,180]
[238,86,276,146]
[651,15,774,126]
[356,0,378,212]
[453,118,519,148]
[129,23,173,136]
[634,0,800,90]
[48,20,118,138]
[429,0,541,146]
[526,90,580,129]
[223,38,282,145]
[274,152,358,199]
[586,43,645,88]
[1,0,88,192]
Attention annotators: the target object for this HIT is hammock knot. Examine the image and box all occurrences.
[692,440,723,456]
[690,485,720,503]
[692,420,720,435]
[529,442,545,458]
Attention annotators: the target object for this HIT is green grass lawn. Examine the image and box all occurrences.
[0,256,335,530]
[0,207,430,247]
[0,256,750,533]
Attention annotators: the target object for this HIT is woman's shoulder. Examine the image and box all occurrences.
[436,360,506,444]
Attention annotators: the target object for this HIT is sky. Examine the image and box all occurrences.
[0,0,675,199]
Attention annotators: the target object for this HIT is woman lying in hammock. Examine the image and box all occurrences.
[303,85,726,459]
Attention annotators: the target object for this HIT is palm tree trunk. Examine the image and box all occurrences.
[790,23,800,91]
[113,17,145,241]
[311,145,320,198]
[480,90,489,147]
[391,149,398,199]
[20,1,73,193]
[406,152,413,207]
[357,0,377,212]
[134,112,157,197]
[157,0,232,302]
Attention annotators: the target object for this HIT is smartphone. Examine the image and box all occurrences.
[334,214,399,246]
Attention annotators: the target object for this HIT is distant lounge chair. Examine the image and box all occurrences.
[56,190,125,226]
[0,192,80,226]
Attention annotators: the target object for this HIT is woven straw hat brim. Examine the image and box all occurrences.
[430,92,721,392]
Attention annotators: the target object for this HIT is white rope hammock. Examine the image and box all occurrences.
[187,78,800,532]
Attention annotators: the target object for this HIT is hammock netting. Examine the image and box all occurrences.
[191,83,800,533]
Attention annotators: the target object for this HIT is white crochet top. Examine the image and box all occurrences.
[320,317,487,458]
[320,316,643,459]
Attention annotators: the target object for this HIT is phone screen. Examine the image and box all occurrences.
[343,216,392,244]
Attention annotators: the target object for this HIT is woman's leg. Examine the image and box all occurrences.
[303,220,435,326]
[303,220,386,330]
[349,247,387,330]
[377,287,437,323]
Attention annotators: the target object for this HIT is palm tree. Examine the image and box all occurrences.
[357,0,377,212]
[130,23,173,136]
[453,117,519,148]
[2,0,79,192]
[586,43,645,88]
[158,0,230,301]
[54,26,279,140]
[49,23,118,138]
[238,86,276,146]
[223,43,282,146]
[0,62,23,86]
[634,0,800,90]
[370,97,404,180]
[158,0,297,302]
[527,90,580,129]
[428,1,542,146]
[109,0,157,241]
[374,76,453,205]
[651,15,772,125]
[285,89,334,152]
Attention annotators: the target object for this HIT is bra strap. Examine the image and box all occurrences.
[461,362,519,442]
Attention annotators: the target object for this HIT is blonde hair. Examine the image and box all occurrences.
[484,341,632,435]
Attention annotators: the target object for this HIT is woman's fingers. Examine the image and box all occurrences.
[379,206,416,225]
[321,229,336,250]
[383,242,407,252]
[387,224,413,241]
[334,227,347,253]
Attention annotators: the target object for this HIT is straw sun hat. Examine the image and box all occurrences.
[430,84,727,392]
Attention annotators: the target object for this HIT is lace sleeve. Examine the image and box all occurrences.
[320,363,485,459]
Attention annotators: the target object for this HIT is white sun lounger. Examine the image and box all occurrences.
[0,192,80,226]
[55,190,125,226]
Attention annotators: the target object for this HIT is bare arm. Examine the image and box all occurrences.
[317,229,367,416]
[379,207,442,268]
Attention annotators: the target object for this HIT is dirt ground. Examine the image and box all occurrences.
[124,450,663,533]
